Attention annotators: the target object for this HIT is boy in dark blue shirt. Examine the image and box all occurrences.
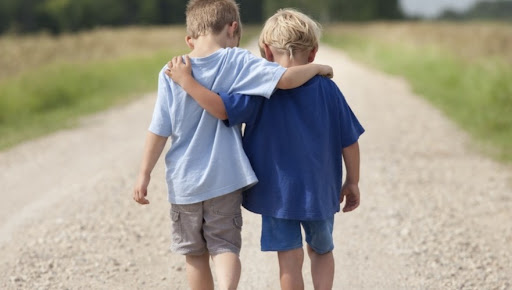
[166,8,364,290]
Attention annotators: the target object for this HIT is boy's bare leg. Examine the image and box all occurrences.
[278,248,305,290]
[211,252,241,290]
[185,252,214,290]
[307,245,334,290]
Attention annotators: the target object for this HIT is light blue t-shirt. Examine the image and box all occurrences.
[149,47,287,204]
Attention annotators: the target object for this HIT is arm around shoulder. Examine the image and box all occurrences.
[166,56,227,120]
[276,63,333,89]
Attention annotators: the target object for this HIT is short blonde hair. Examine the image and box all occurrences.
[259,8,321,59]
[186,0,242,39]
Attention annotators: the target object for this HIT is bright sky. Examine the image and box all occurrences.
[399,0,481,18]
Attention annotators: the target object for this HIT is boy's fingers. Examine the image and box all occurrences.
[342,199,359,212]
[342,204,353,212]
[133,189,150,204]
[172,56,183,66]
[184,55,191,66]
[136,196,150,204]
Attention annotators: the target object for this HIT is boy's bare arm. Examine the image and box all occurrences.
[133,131,168,205]
[276,63,333,90]
[340,141,361,212]
[166,56,228,120]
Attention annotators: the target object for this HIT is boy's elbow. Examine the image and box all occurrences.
[276,78,292,90]
[210,109,228,120]
[217,112,228,120]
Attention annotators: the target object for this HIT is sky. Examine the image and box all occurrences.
[399,0,482,18]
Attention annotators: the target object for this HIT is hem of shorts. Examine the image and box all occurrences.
[170,246,240,257]
[306,243,335,255]
[169,178,257,204]
[209,248,240,257]
[261,243,303,252]
[170,246,207,256]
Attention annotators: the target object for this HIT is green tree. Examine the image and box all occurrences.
[10,0,46,32]
[375,0,404,19]
[264,0,331,22]
[0,0,14,33]
[238,0,263,23]
[465,0,512,20]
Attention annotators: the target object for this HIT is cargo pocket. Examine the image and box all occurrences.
[233,214,243,250]
[170,210,182,243]
[233,214,243,230]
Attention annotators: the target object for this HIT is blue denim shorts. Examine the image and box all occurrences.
[260,215,335,254]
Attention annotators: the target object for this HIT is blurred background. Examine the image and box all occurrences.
[0,0,511,161]
[1,0,511,33]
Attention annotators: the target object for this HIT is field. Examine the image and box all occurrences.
[324,21,512,162]
[0,26,189,149]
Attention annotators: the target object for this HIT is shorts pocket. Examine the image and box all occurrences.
[170,209,182,243]
[233,214,243,230]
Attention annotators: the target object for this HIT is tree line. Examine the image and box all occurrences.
[439,0,512,21]
[0,0,403,35]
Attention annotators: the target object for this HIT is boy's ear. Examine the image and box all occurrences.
[308,47,318,63]
[263,44,274,62]
[185,36,194,49]
[227,21,239,38]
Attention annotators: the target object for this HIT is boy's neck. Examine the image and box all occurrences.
[188,34,224,58]
[274,54,309,68]
[188,25,239,58]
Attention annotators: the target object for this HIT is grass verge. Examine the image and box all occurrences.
[0,49,186,149]
[324,28,512,163]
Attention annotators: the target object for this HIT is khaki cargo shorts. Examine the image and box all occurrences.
[170,190,243,256]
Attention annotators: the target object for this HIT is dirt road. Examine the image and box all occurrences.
[1,43,511,290]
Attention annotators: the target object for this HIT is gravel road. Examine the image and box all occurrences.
[1,43,511,290]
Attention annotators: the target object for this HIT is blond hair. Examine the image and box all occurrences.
[259,8,321,59]
[186,0,242,39]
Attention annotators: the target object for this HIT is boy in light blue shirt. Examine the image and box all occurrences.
[132,1,332,289]
[167,8,363,290]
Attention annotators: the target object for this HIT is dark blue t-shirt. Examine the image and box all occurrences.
[220,75,364,220]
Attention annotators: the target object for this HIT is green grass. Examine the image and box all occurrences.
[0,49,187,149]
[323,33,512,162]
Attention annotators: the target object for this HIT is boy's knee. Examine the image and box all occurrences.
[307,244,333,256]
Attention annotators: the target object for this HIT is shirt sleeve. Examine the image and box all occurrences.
[228,49,287,99]
[337,88,365,148]
[219,93,264,127]
[148,68,173,137]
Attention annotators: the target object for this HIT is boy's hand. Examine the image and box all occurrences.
[340,183,360,212]
[133,173,151,205]
[165,55,193,87]
[319,64,333,78]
